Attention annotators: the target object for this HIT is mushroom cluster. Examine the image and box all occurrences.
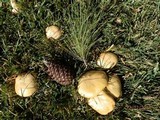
[78,52,122,115]
[8,2,122,113]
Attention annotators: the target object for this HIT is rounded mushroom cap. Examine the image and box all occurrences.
[88,91,115,115]
[46,25,62,39]
[78,70,108,98]
[15,73,38,97]
[97,52,118,69]
[107,75,122,98]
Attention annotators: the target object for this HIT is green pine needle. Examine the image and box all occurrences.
[61,2,106,65]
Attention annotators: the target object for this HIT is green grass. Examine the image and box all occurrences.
[0,0,160,119]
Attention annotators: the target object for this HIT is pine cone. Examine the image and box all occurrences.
[43,59,74,85]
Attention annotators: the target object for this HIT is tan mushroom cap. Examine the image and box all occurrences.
[97,52,118,69]
[107,75,122,98]
[78,70,108,98]
[46,25,62,39]
[15,73,38,97]
[88,91,115,115]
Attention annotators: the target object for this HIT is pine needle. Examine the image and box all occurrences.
[62,2,106,65]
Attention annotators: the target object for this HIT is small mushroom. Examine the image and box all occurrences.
[15,73,38,97]
[107,75,122,98]
[88,91,115,115]
[10,0,22,14]
[78,70,108,98]
[97,52,118,69]
[46,25,63,39]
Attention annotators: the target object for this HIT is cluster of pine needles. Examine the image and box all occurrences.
[0,0,160,119]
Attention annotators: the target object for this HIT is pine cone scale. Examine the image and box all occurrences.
[44,60,74,85]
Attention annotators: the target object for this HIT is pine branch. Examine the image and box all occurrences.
[61,1,106,65]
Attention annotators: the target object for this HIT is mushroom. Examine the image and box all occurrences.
[88,91,115,115]
[107,75,122,98]
[78,70,108,98]
[10,0,22,14]
[97,52,118,69]
[46,25,63,39]
[15,73,38,97]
